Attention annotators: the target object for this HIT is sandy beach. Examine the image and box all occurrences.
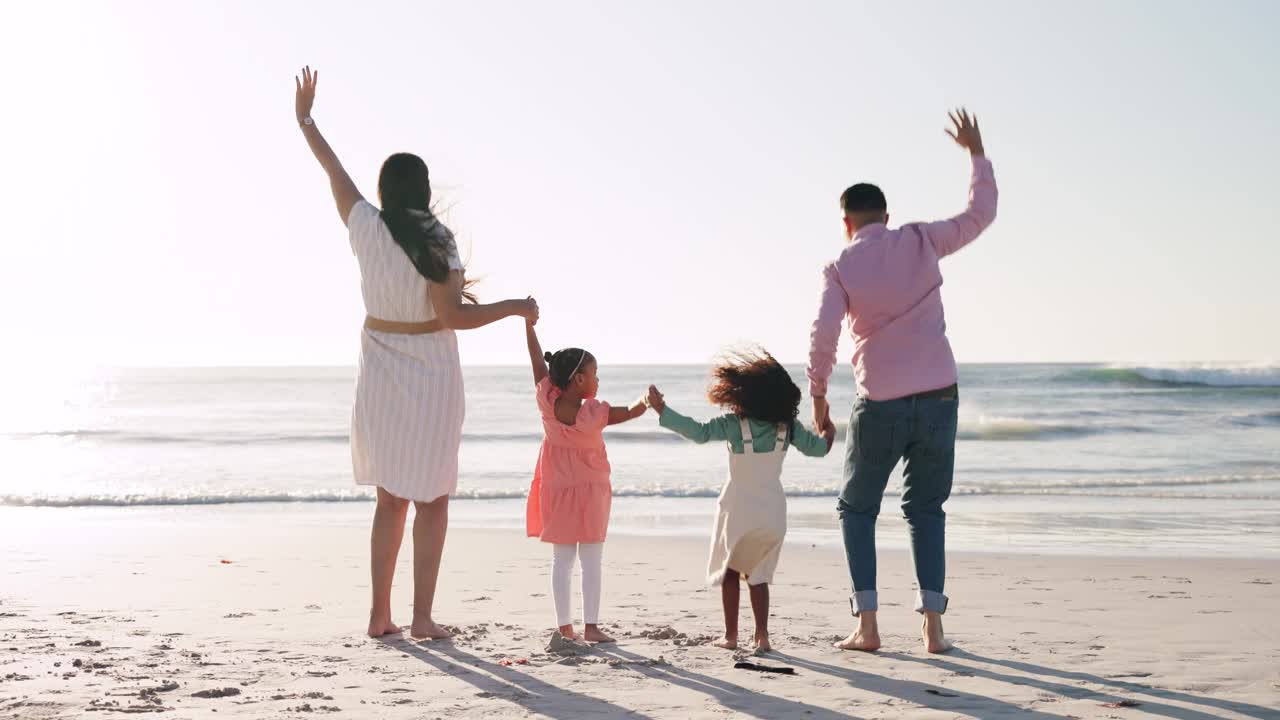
[5,1,1280,718]
[1,504,1277,719]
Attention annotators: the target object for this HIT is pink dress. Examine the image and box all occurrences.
[526,377,613,544]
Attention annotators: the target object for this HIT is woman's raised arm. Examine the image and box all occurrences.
[295,66,364,225]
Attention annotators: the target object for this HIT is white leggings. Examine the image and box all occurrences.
[552,542,603,627]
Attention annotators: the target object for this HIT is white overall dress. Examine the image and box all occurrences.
[707,418,789,586]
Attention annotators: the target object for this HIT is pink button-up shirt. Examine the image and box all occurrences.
[807,156,998,401]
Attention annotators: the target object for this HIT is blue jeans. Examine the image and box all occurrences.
[837,386,957,616]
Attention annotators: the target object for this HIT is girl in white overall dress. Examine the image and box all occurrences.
[647,350,833,652]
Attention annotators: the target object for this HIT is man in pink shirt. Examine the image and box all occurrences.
[807,109,997,654]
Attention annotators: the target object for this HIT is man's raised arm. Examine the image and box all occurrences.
[919,108,998,259]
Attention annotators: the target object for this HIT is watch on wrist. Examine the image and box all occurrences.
[300,116,314,128]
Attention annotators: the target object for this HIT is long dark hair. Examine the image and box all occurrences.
[707,348,800,430]
[377,153,477,303]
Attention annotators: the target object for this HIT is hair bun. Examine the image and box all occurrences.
[543,351,555,363]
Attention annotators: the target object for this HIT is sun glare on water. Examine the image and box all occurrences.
[0,361,117,437]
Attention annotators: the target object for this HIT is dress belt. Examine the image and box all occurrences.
[907,384,958,401]
[363,315,443,335]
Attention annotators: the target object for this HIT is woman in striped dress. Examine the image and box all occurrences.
[295,67,539,639]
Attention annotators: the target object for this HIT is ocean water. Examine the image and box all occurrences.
[2,363,1277,557]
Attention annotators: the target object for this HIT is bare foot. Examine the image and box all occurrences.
[409,618,452,641]
[712,636,738,650]
[753,632,772,653]
[367,613,402,638]
[834,628,881,652]
[583,625,614,644]
[558,624,582,641]
[922,613,953,654]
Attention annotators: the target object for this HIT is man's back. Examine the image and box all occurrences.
[817,109,994,655]
[808,156,997,401]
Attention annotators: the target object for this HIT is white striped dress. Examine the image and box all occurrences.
[347,199,466,503]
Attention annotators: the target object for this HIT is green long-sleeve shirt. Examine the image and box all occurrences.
[657,406,831,457]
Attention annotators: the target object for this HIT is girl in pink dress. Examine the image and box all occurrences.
[523,320,648,642]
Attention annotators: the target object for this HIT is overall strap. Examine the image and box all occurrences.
[739,417,755,455]
[774,422,788,452]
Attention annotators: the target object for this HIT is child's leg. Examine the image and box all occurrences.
[748,581,771,651]
[579,543,613,643]
[552,543,578,638]
[713,569,740,649]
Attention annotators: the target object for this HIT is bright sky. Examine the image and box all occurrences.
[3,0,1277,369]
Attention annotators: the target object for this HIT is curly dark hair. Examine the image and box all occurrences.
[544,348,596,390]
[707,349,800,427]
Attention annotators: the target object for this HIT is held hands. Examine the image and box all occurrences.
[518,296,540,325]
[645,385,665,415]
[945,108,984,157]
[820,423,837,452]
[812,396,836,448]
[295,66,318,125]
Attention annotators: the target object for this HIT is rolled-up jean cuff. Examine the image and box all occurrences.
[849,591,878,616]
[915,590,948,614]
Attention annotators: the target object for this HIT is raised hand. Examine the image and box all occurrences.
[945,108,984,157]
[295,65,318,125]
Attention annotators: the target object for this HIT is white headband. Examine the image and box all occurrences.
[569,349,587,377]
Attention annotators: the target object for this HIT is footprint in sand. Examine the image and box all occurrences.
[192,687,242,699]
[288,703,342,713]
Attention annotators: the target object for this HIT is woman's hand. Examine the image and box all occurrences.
[515,296,540,324]
[646,385,665,414]
[295,65,318,125]
[293,64,363,223]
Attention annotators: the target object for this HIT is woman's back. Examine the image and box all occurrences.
[347,200,460,323]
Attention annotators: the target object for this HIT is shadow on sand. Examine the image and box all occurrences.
[886,648,1280,720]
[382,636,1278,720]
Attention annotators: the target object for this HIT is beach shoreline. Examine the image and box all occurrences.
[6,491,1278,560]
